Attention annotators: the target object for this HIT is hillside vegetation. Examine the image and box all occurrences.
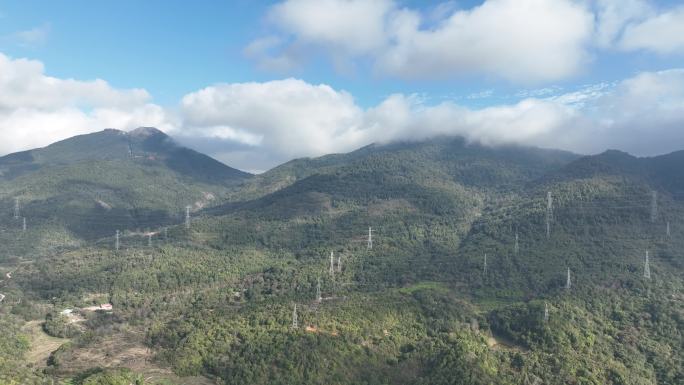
[0,133,681,385]
[0,127,251,247]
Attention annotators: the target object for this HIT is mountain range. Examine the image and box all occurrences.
[0,128,682,385]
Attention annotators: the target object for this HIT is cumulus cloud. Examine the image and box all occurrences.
[361,94,579,147]
[248,0,595,83]
[268,0,393,56]
[0,53,173,155]
[379,0,594,82]
[177,79,365,160]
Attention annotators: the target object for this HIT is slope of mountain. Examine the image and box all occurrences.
[0,127,251,245]
[0,127,250,183]
[163,143,683,385]
[227,137,579,203]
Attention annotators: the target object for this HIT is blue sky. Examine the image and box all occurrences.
[1,0,684,172]
[0,0,552,107]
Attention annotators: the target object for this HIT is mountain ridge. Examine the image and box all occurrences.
[0,127,252,183]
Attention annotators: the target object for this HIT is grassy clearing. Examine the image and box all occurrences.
[50,329,214,385]
[21,320,69,367]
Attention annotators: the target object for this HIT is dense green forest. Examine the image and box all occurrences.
[0,132,682,384]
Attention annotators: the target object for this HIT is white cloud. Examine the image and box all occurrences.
[585,69,684,153]
[361,94,578,147]
[268,0,393,56]
[594,0,653,48]
[243,36,304,72]
[547,82,614,108]
[619,5,684,54]
[379,0,594,83]
[0,53,173,155]
[178,78,365,159]
[467,90,494,99]
[250,0,595,83]
[5,23,51,47]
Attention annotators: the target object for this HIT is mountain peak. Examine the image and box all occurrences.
[0,127,251,184]
[128,126,167,138]
[597,149,635,159]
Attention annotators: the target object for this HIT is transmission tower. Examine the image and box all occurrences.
[164,227,168,241]
[316,277,322,302]
[292,304,298,329]
[565,268,571,290]
[367,227,373,250]
[666,222,671,238]
[644,251,651,280]
[147,233,152,247]
[546,192,553,239]
[651,191,658,223]
[115,230,120,251]
[483,253,487,275]
[337,254,342,273]
[544,302,549,323]
[514,232,519,254]
[327,251,334,277]
[13,197,20,219]
[185,206,191,229]
[22,217,26,232]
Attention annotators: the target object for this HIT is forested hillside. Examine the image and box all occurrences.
[0,127,251,248]
[0,133,681,385]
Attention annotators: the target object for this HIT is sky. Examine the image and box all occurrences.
[1,0,683,173]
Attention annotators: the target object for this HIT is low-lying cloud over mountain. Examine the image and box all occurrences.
[174,71,684,171]
[1,51,684,173]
